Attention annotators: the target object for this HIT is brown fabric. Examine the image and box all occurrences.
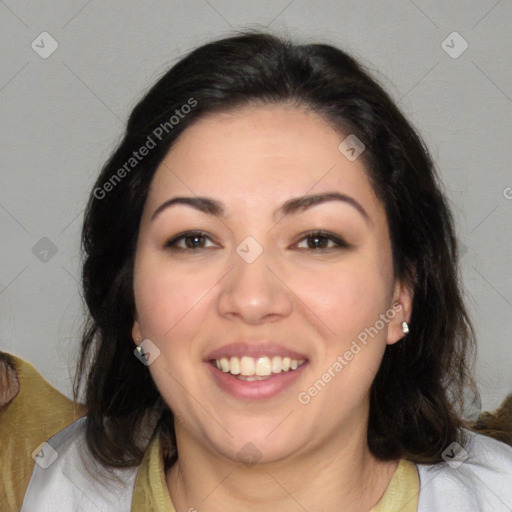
[471,394,512,446]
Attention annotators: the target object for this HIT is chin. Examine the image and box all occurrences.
[206,423,306,466]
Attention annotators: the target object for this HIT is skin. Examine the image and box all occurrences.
[132,104,413,512]
[0,355,19,408]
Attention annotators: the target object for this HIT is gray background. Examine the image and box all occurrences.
[0,0,511,412]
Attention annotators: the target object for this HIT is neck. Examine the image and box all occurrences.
[166,422,398,512]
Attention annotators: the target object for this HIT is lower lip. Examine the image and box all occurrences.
[206,362,308,400]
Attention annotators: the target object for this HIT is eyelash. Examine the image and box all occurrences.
[164,230,349,252]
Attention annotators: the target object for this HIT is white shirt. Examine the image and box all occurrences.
[417,430,512,511]
[21,418,512,511]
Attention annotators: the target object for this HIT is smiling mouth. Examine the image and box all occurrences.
[211,355,307,381]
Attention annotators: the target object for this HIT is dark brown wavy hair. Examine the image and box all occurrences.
[74,29,508,469]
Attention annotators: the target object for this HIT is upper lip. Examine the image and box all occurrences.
[205,341,309,361]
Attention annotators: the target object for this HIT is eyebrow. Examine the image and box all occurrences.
[150,192,371,225]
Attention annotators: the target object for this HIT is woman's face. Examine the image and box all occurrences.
[132,104,411,464]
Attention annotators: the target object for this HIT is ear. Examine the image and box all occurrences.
[0,356,20,408]
[386,277,413,346]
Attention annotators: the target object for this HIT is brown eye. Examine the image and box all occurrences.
[165,231,216,251]
[294,231,349,251]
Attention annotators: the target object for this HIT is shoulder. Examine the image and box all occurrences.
[416,429,512,512]
[0,353,85,429]
[0,353,85,511]
[20,417,139,512]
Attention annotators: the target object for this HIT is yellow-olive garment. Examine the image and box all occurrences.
[0,354,86,512]
[132,430,420,512]
[2,353,419,511]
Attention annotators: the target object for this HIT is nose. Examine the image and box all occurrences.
[217,242,294,325]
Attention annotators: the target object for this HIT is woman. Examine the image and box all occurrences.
[16,30,512,511]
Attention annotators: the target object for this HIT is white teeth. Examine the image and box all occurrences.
[220,357,229,373]
[255,357,271,376]
[240,356,255,376]
[213,355,305,377]
[236,375,272,381]
[230,356,240,375]
[271,356,282,373]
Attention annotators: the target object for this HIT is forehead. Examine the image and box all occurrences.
[144,105,385,223]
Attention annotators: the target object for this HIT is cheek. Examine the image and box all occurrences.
[133,255,209,343]
[300,269,390,414]
[302,264,389,339]
[133,261,210,405]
